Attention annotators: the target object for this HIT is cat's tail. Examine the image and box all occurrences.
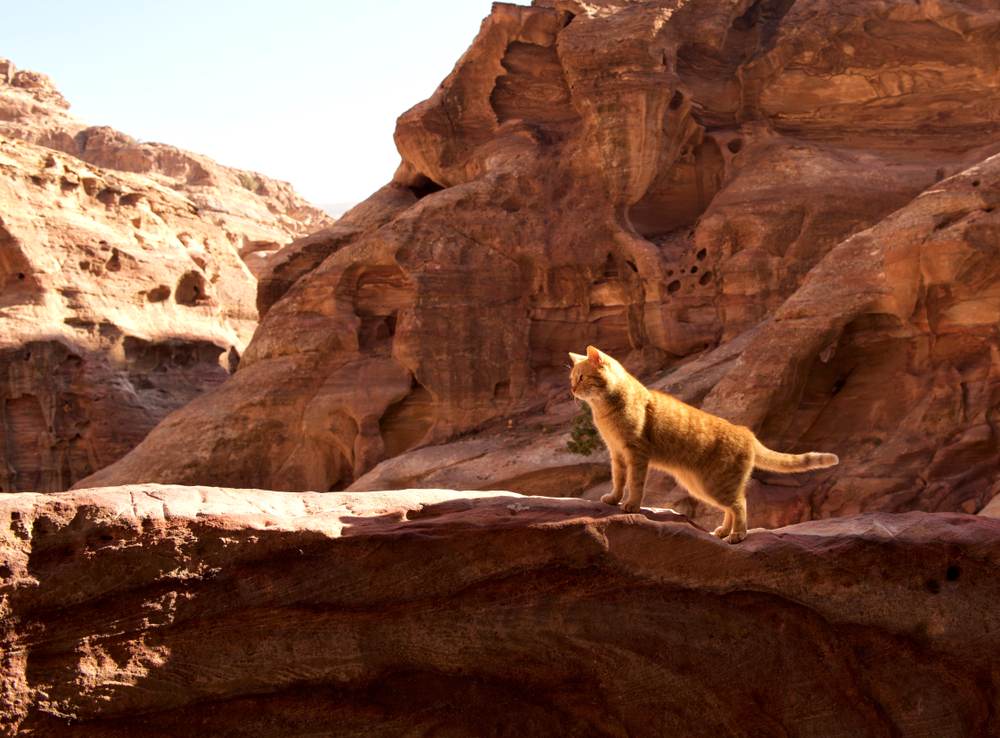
[752,439,839,473]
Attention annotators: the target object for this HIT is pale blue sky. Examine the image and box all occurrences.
[2,0,529,207]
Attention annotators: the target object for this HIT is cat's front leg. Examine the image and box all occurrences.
[601,453,626,505]
[620,453,649,513]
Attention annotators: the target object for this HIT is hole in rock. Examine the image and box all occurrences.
[105,249,121,272]
[690,266,698,274]
[120,192,143,206]
[696,248,707,261]
[358,312,398,350]
[626,260,638,273]
[727,138,744,154]
[946,564,961,582]
[409,175,444,200]
[972,180,980,188]
[925,578,941,595]
[175,271,208,306]
[147,285,171,303]
[602,253,619,279]
[494,380,511,400]
[667,280,682,293]
[97,188,118,206]
[699,271,713,286]
[17,273,25,281]
[669,91,684,110]
[628,138,724,238]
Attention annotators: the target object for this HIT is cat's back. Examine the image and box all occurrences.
[646,388,754,455]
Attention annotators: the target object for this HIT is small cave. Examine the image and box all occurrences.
[696,248,707,261]
[97,188,119,206]
[105,249,122,272]
[120,192,144,206]
[123,336,227,375]
[493,380,511,400]
[379,377,435,458]
[601,253,619,280]
[146,285,171,303]
[727,138,744,154]
[358,312,398,350]
[971,180,981,188]
[175,271,209,306]
[627,137,725,239]
[667,280,682,293]
[409,174,444,200]
[698,271,713,286]
[351,264,412,352]
[227,346,241,373]
[669,90,685,110]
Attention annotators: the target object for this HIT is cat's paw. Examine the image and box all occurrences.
[620,501,641,514]
[725,531,747,545]
[600,493,622,505]
[711,526,730,538]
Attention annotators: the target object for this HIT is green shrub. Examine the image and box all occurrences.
[567,402,600,455]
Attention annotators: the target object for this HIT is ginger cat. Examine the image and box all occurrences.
[569,346,838,544]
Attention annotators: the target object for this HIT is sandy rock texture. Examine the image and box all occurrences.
[0,62,331,492]
[0,59,331,273]
[80,0,1000,514]
[1,485,998,736]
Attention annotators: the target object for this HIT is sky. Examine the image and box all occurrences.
[1,0,530,209]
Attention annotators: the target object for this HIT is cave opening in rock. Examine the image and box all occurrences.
[379,376,435,458]
[175,271,208,306]
[627,137,724,240]
[409,174,444,200]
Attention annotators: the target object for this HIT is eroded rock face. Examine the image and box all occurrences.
[80,1,1000,504]
[0,59,332,275]
[0,61,330,492]
[1,486,998,736]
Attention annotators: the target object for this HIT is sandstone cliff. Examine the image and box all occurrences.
[0,61,332,493]
[79,1,1000,526]
[1,486,997,736]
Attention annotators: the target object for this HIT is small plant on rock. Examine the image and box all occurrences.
[567,402,600,456]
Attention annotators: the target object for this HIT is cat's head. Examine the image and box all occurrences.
[568,345,620,401]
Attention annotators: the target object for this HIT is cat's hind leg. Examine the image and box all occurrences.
[725,496,748,545]
[712,509,733,539]
[601,453,626,505]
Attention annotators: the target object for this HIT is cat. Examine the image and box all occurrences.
[568,345,838,544]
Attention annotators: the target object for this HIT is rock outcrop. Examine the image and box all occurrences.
[0,62,331,492]
[0,59,332,274]
[78,0,1000,522]
[1,485,998,736]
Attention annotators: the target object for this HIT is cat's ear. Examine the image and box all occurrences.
[568,352,586,365]
[586,345,605,367]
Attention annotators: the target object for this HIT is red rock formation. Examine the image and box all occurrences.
[2,486,998,736]
[0,62,331,492]
[79,0,1000,519]
[0,59,332,274]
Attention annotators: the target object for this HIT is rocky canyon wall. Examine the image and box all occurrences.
[79,1,1000,526]
[0,62,331,492]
